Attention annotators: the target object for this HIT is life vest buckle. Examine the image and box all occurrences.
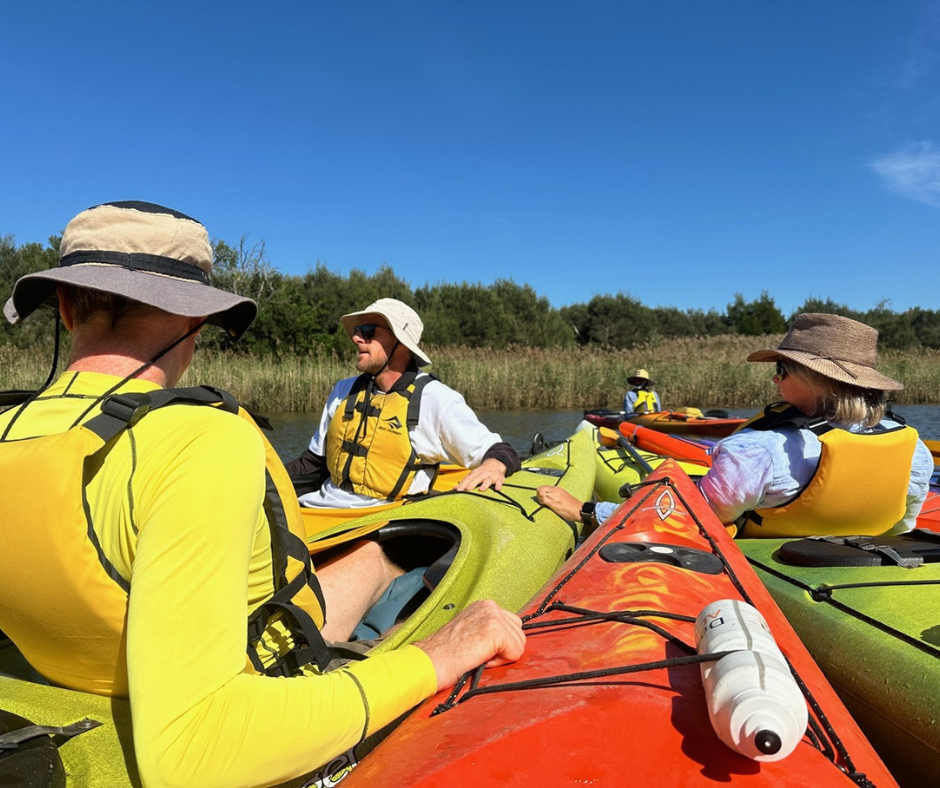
[101,393,152,425]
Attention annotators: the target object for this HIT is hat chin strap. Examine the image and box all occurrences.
[371,340,401,379]
[65,319,209,427]
[0,316,209,439]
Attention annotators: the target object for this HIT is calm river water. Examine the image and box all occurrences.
[266,404,940,461]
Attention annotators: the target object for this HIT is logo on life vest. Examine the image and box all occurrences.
[384,415,403,430]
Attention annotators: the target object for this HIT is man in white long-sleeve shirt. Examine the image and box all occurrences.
[285,298,520,508]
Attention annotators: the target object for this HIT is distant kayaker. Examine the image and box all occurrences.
[624,368,662,413]
[0,202,525,788]
[542,313,932,537]
[285,298,521,507]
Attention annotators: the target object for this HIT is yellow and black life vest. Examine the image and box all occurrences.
[631,389,658,414]
[326,371,440,501]
[737,404,919,538]
[0,386,334,697]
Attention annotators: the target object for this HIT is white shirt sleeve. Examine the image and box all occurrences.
[698,431,784,524]
[897,437,934,532]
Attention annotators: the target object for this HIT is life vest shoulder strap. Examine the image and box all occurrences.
[90,386,347,675]
[83,386,239,442]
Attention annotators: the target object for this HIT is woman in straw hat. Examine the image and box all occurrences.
[624,368,661,413]
[540,313,932,537]
[698,313,933,537]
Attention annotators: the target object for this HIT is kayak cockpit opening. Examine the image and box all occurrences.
[315,519,461,638]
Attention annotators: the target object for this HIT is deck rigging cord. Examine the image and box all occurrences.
[430,475,878,788]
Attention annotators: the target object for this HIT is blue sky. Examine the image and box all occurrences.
[3,1,939,317]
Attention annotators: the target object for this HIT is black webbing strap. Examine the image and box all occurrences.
[82,386,352,675]
[342,375,372,421]
[405,373,437,430]
[83,386,239,443]
[386,372,438,499]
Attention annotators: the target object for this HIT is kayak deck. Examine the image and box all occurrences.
[342,464,896,786]
[740,536,940,786]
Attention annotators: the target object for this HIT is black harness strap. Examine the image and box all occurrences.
[337,370,441,500]
[85,386,349,675]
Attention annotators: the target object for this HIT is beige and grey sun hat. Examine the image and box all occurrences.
[340,297,431,366]
[3,201,257,340]
[627,368,652,386]
[746,312,902,391]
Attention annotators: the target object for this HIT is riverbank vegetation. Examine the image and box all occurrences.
[4,337,939,414]
[3,232,939,412]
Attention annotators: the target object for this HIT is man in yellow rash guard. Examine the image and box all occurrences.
[0,201,525,788]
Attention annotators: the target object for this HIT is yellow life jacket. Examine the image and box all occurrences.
[0,387,331,697]
[738,407,919,538]
[631,389,658,414]
[326,372,440,500]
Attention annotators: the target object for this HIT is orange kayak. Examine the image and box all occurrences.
[585,407,747,437]
[619,419,713,467]
[340,462,896,787]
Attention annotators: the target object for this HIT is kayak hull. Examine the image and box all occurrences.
[343,463,895,787]
[739,536,940,787]
[585,408,747,437]
[303,429,596,652]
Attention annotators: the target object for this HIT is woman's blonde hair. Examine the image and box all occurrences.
[785,361,887,427]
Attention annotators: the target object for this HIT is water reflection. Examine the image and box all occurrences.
[267,404,940,461]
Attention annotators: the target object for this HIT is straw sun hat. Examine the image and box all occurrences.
[746,313,902,391]
[341,298,432,366]
[627,368,652,386]
[3,201,257,340]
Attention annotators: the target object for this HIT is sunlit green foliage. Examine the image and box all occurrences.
[3,233,940,361]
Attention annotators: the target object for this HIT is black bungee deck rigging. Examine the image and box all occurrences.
[429,475,880,788]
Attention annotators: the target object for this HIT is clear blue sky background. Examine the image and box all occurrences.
[3,1,939,317]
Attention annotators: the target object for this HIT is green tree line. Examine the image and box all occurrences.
[2,232,937,356]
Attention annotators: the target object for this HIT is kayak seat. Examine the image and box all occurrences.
[368,520,462,627]
[703,409,730,419]
[778,529,940,568]
[0,709,66,788]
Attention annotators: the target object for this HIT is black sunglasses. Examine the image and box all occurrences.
[353,323,385,340]
[775,360,788,379]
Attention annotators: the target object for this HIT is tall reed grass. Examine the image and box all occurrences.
[3,335,939,413]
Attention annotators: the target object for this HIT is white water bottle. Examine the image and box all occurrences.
[694,599,808,762]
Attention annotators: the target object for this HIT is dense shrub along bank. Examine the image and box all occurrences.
[4,233,940,357]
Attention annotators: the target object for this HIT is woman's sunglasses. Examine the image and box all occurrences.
[775,360,788,380]
[353,323,385,340]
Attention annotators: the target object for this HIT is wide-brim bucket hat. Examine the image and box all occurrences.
[340,298,431,366]
[3,201,257,340]
[746,312,903,391]
[627,368,652,386]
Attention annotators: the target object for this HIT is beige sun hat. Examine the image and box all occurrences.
[3,201,257,340]
[627,368,652,386]
[340,298,431,366]
[746,312,902,391]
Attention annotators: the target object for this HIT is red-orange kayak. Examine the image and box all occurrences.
[619,419,713,467]
[585,407,747,437]
[340,462,896,787]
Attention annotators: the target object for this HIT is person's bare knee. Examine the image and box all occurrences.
[316,539,405,642]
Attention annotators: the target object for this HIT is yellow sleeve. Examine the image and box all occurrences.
[126,409,436,788]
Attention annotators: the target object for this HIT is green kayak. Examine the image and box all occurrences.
[0,429,595,787]
[739,532,940,787]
